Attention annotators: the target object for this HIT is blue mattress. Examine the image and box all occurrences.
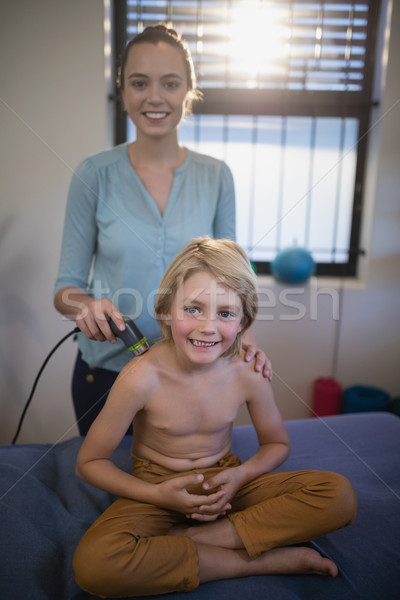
[1,412,399,600]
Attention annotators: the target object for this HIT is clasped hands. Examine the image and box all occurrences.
[155,467,244,522]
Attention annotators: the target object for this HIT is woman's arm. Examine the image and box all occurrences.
[54,158,126,341]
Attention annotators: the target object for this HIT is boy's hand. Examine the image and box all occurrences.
[154,474,230,520]
[189,467,245,522]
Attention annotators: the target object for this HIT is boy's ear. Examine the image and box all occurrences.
[239,316,249,333]
[158,311,172,326]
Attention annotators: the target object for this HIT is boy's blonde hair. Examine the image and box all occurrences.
[154,237,258,358]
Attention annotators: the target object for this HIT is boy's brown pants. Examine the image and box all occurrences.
[73,452,357,598]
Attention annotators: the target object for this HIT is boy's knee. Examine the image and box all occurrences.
[73,536,102,596]
[326,471,358,526]
[73,531,199,597]
[73,533,122,597]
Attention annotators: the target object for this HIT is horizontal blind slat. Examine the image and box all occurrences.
[126,1,373,93]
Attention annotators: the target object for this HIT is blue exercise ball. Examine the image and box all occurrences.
[271,247,316,284]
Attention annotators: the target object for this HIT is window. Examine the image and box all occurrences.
[112,0,382,276]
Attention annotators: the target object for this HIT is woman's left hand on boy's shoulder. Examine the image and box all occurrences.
[242,343,272,381]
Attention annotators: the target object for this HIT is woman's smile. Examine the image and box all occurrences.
[144,111,169,120]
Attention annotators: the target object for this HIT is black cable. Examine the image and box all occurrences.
[11,327,80,445]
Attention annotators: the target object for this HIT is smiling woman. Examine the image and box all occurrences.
[54,23,271,435]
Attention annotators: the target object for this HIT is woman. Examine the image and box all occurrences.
[54,24,270,434]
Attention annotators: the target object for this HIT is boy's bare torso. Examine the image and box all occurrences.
[130,343,253,471]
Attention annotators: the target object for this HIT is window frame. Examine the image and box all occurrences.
[111,0,381,278]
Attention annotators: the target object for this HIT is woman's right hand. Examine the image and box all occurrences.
[75,298,126,343]
[55,287,127,344]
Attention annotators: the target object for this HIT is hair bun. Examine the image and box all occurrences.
[145,23,180,40]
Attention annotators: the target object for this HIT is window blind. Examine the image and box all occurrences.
[126,1,376,96]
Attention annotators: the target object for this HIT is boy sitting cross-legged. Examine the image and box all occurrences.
[73,236,357,598]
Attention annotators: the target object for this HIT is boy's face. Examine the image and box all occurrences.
[167,269,245,366]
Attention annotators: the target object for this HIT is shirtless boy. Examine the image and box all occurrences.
[73,237,357,597]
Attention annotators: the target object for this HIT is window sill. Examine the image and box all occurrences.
[256,275,367,291]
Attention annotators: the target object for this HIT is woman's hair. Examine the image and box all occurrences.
[117,23,203,114]
[154,237,258,358]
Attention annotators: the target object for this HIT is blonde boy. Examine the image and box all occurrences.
[73,237,357,597]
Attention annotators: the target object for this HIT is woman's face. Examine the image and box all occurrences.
[121,41,190,140]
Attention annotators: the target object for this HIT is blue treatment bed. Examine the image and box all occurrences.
[1,412,399,600]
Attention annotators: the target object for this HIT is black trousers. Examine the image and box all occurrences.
[72,351,131,435]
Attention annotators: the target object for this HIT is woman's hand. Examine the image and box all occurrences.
[55,287,127,344]
[242,343,272,381]
[75,298,125,343]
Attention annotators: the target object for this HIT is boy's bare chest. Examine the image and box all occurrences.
[144,376,244,435]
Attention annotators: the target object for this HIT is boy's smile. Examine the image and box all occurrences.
[190,339,219,348]
[167,269,245,367]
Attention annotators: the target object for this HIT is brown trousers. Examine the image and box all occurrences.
[73,452,357,598]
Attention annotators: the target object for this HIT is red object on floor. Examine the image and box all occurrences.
[311,378,342,417]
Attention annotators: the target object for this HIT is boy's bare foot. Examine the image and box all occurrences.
[196,545,338,583]
[169,523,338,579]
[249,546,338,577]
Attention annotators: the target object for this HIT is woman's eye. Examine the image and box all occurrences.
[131,81,145,89]
[165,81,179,89]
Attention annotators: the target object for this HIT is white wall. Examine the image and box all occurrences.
[0,1,399,444]
[0,0,108,444]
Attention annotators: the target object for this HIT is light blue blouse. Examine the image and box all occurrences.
[54,144,236,371]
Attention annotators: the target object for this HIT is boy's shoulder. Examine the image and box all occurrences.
[122,341,172,377]
[117,343,164,386]
[219,351,256,380]
[231,352,272,391]
[235,350,260,374]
